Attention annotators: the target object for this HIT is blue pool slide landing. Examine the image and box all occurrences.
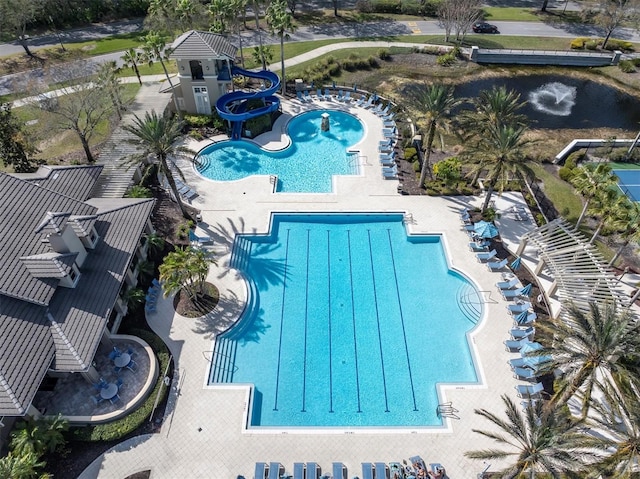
[215,67,281,140]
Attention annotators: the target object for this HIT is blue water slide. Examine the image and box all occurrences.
[215,67,281,140]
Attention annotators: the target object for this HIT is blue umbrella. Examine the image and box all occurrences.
[474,220,500,239]
[516,310,530,323]
[510,256,522,270]
[520,283,533,296]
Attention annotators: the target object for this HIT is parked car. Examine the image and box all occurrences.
[472,22,499,33]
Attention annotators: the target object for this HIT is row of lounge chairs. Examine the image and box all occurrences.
[254,461,345,479]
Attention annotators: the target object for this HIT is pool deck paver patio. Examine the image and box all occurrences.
[80,99,541,479]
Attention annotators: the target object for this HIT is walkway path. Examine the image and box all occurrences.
[90,78,171,198]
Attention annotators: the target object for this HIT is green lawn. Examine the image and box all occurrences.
[65,31,148,56]
[531,163,583,223]
[481,7,541,22]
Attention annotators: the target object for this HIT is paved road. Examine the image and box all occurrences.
[2,12,639,96]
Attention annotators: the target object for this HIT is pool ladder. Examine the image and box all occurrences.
[436,402,460,420]
[269,175,278,187]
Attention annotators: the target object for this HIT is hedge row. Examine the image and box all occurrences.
[570,37,634,52]
[71,329,171,442]
[356,0,441,16]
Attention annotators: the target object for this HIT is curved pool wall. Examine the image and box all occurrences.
[194,110,365,193]
[451,75,640,130]
[209,213,486,430]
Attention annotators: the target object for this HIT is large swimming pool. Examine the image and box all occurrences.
[210,214,483,428]
[195,110,364,193]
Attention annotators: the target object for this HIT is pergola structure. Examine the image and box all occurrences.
[516,219,634,319]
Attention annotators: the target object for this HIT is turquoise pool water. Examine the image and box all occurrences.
[195,110,364,192]
[210,214,482,428]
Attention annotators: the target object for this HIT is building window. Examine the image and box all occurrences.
[190,60,204,80]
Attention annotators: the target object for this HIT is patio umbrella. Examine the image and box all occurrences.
[516,310,530,323]
[510,256,522,270]
[474,220,500,239]
[520,283,533,296]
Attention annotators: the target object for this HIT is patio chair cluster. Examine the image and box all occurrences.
[511,205,530,222]
[188,228,213,248]
[91,377,123,406]
[163,175,198,203]
[110,346,138,374]
[254,461,340,479]
[145,278,162,315]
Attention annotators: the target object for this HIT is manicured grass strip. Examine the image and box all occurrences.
[481,7,541,22]
[64,31,149,56]
[531,163,583,223]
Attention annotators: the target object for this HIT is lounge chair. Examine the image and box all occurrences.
[380,157,396,167]
[496,277,519,290]
[379,151,395,160]
[487,258,509,271]
[144,303,156,315]
[469,242,489,252]
[376,104,391,117]
[296,91,305,102]
[410,456,428,477]
[354,95,367,107]
[383,119,396,129]
[430,464,446,478]
[342,91,352,102]
[514,366,538,380]
[332,462,346,479]
[382,127,397,138]
[254,462,268,479]
[375,462,389,479]
[361,463,374,479]
[514,311,537,326]
[381,112,395,122]
[521,398,541,410]
[510,326,535,339]
[316,88,324,100]
[323,88,332,100]
[382,166,398,179]
[306,462,319,479]
[476,249,498,262]
[268,463,281,479]
[362,97,375,109]
[303,90,312,102]
[509,357,528,369]
[293,463,305,479]
[336,89,344,101]
[372,102,385,114]
[189,229,213,246]
[516,382,544,398]
[501,287,526,300]
[505,337,531,351]
[508,302,533,314]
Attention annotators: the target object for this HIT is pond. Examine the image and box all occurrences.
[451,74,640,130]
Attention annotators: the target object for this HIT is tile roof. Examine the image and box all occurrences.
[0,170,155,415]
[0,174,96,305]
[14,165,104,201]
[169,30,238,60]
[20,252,78,278]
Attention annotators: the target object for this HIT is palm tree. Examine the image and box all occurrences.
[466,395,594,478]
[538,301,640,417]
[121,48,145,85]
[145,231,166,257]
[460,85,527,137]
[587,188,628,244]
[10,414,67,457]
[123,110,196,219]
[465,123,535,211]
[608,200,640,267]
[410,83,461,186]
[123,287,146,311]
[159,246,216,303]
[581,378,640,478]
[569,163,617,230]
[143,31,181,117]
[266,0,296,95]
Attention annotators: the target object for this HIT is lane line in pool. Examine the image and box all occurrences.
[272,229,291,412]
[327,230,334,414]
[386,229,418,412]
[347,230,362,413]
[368,229,390,413]
[301,229,310,413]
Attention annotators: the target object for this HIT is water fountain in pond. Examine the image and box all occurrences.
[528,82,577,117]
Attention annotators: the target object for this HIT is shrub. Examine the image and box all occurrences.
[558,166,575,182]
[370,0,400,14]
[632,58,640,67]
[378,48,390,60]
[585,40,599,50]
[125,185,153,198]
[565,150,585,166]
[400,0,422,15]
[412,160,421,172]
[535,213,546,225]
[245,113,271,137]
[570,37,589,49]
[184,114,211,128]
[604,38,634,52]
[436,53,456,66]
[71,329,170,442]
[619,59,636,73]
[404,147,417,161]
[367,56,379,67]
[188,130,204,141]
